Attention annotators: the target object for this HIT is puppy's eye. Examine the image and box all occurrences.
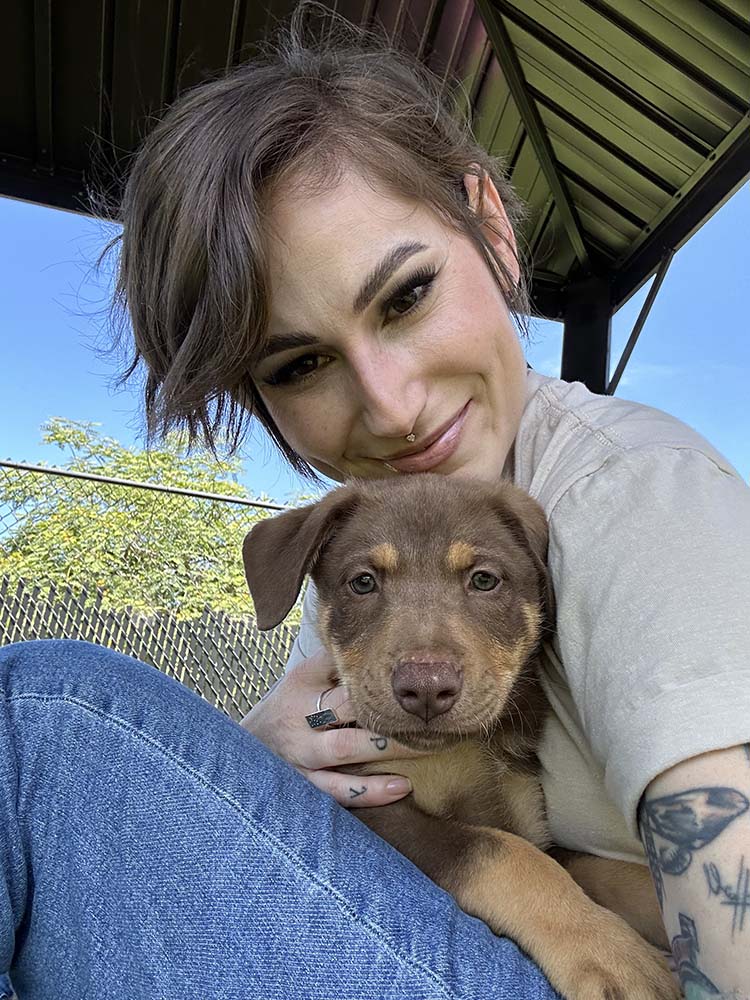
[470,571,500,592]
[349,573,377,595]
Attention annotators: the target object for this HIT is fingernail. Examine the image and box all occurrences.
[386,778,412,795]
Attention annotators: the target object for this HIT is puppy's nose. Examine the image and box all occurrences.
[391,659,463,722]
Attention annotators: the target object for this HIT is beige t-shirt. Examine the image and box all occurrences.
[286,371,750,865]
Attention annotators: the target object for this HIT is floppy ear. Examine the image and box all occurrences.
[494,484,556,630]
[242,487,359,629]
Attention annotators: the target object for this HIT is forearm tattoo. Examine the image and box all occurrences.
[640,779,750,998]
[670,912,722,996]
[638,786,749,909]
[703,857,750,939]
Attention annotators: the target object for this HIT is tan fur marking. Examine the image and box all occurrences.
[446,540,476,572]
[506,601,543,667]
[369,542,399,573]
[317,602,333,648]
[521,601,542,635]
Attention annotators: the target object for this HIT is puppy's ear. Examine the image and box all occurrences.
[242,487,359,629]
[494,484,556,629]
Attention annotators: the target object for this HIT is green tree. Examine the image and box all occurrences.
[0,419,286,620]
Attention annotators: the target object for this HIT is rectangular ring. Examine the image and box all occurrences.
[305,708,339,730]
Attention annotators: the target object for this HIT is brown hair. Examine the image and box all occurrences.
[106,1,530,479]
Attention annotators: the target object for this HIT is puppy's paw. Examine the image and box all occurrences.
[549,908,680,1000]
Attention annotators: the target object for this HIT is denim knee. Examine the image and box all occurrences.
[0,639,180,706]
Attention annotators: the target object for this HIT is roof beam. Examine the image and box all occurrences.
[97,0,115,148]
[473,0,590,270]
[612,115,750,310]
[528,271,566,320]
[33,0,53,173]
[416,0,447,61]
[0,161,87,214]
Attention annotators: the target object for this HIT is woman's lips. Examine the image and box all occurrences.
[384,403,470,473]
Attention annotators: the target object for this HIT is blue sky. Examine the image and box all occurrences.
[1,184,748,503]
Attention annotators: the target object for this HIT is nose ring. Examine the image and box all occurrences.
[406,433,416,443]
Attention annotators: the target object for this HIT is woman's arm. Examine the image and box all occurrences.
[639,744,750,997]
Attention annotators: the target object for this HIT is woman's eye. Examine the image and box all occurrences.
[470,571,500,592]
[389,286,422,315]
[349,573,377,595]
[263,354,330,387]
[383,267,437,322]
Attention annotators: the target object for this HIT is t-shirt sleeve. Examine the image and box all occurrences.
[549,444,750,839]
[283,580,325,672]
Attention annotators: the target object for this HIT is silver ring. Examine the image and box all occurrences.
[305,685,339,730]
[317,685,337,711]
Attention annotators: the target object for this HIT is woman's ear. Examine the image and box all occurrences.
[462,170,520,289]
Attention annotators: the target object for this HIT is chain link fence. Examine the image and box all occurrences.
[0,461,300,720]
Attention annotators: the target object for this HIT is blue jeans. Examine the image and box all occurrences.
[0,640,559,999]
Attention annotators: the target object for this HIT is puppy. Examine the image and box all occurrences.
[243,474,678,1000]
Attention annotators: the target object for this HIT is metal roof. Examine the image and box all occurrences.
[2,0,749,326]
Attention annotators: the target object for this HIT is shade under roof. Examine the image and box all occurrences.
[2,0,749,326]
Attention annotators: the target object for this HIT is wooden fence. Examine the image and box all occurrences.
[0,575,297,721]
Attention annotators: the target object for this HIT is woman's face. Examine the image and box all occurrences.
[252,167,527,484]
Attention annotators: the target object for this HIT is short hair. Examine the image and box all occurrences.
[105,1,530,477]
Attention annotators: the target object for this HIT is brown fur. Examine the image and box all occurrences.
[550,847,668,951]
[243,474,678,1000]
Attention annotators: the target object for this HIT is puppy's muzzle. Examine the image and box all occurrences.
[391,659,463,722]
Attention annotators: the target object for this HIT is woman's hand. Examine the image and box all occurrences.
[240,649,425,808]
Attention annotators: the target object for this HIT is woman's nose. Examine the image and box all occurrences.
[350,349,424,439]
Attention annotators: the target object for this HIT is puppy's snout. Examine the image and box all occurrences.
[391,659,463,723]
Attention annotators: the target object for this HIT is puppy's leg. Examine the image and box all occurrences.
[357,799,679,1000]
[550,848,668,950]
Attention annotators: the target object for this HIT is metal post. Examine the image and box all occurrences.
[561,275,612,394]
[606,250,675,395]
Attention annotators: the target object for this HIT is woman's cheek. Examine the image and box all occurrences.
[285,395,348,463]
[258,394,306,454]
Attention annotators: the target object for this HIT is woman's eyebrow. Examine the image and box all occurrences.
[258,331,318,361]
[259,240,429,362]
[352,240,428,314]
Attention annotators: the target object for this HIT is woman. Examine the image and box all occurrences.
[1,6,748,998]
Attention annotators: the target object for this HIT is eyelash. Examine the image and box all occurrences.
[386,265,437,319]
[262,265,438,387]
